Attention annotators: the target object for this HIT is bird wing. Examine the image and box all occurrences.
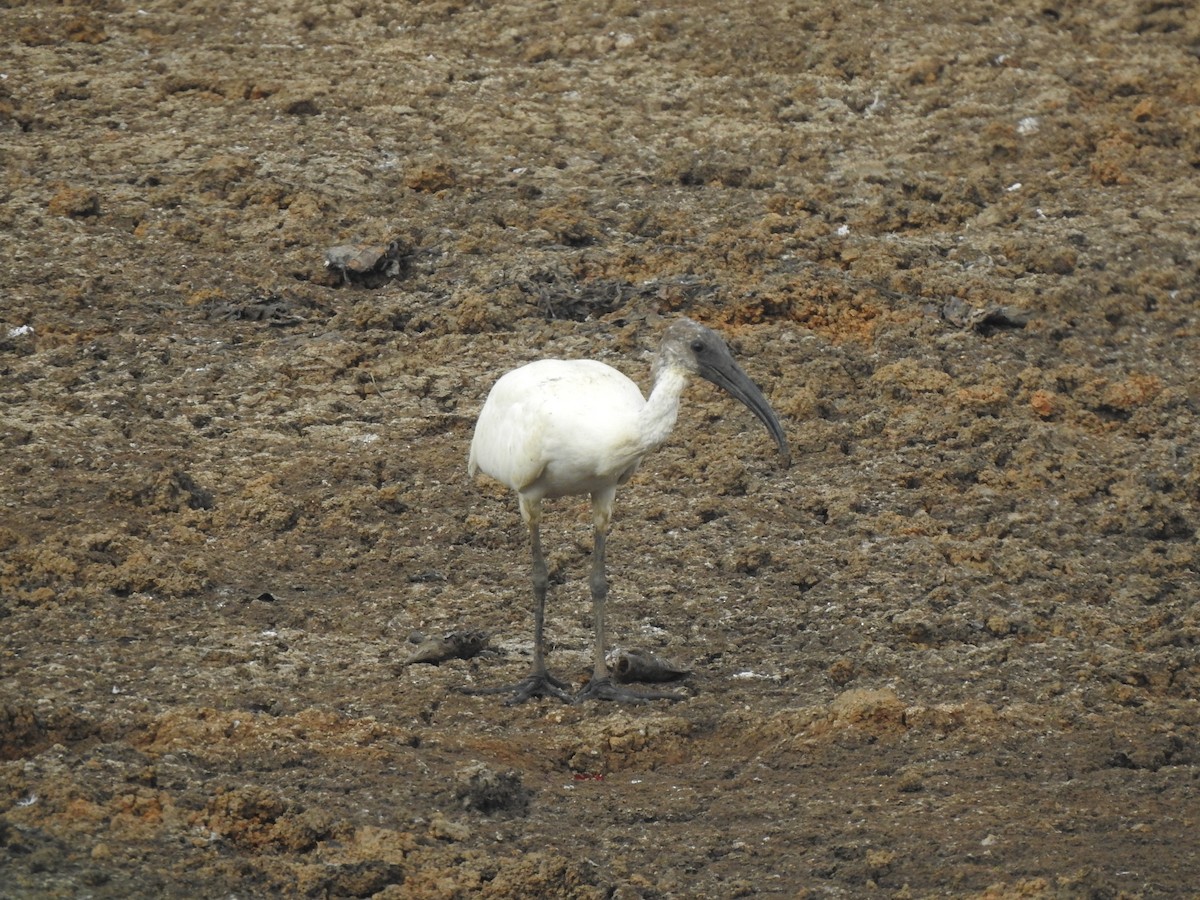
[469,359,646,498]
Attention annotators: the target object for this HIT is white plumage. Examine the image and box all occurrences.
[469,358,683,503]
[466,318,790,704]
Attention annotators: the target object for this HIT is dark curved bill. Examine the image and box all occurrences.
[698,353,792,469]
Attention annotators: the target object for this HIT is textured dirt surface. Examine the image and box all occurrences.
[3,0,1200,896]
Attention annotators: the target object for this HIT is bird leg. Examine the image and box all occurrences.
[461,496,573,704]
[575,491,685,704]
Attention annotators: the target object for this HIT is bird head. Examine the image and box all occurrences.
[658,319,792,468]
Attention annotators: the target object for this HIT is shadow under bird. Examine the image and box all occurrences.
[466,318,791,704]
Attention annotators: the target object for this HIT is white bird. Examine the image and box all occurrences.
[466,318,791,704]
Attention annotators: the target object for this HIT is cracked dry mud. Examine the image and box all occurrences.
[3,0,1200,896]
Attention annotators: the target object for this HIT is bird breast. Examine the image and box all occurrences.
[469,359,649,499]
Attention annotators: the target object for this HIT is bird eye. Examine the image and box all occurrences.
[690,339,705,353]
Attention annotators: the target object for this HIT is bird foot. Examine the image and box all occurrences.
[575,677,687,704]
[460,672,575,705]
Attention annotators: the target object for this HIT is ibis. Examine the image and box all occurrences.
[466,318,790,703]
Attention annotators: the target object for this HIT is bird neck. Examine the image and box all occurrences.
[637,364,688,453]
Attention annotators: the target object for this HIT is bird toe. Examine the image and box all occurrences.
[575,677,687,704]
[460,672,575,705]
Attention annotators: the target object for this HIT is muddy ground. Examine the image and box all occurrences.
[3,0,1200,896]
